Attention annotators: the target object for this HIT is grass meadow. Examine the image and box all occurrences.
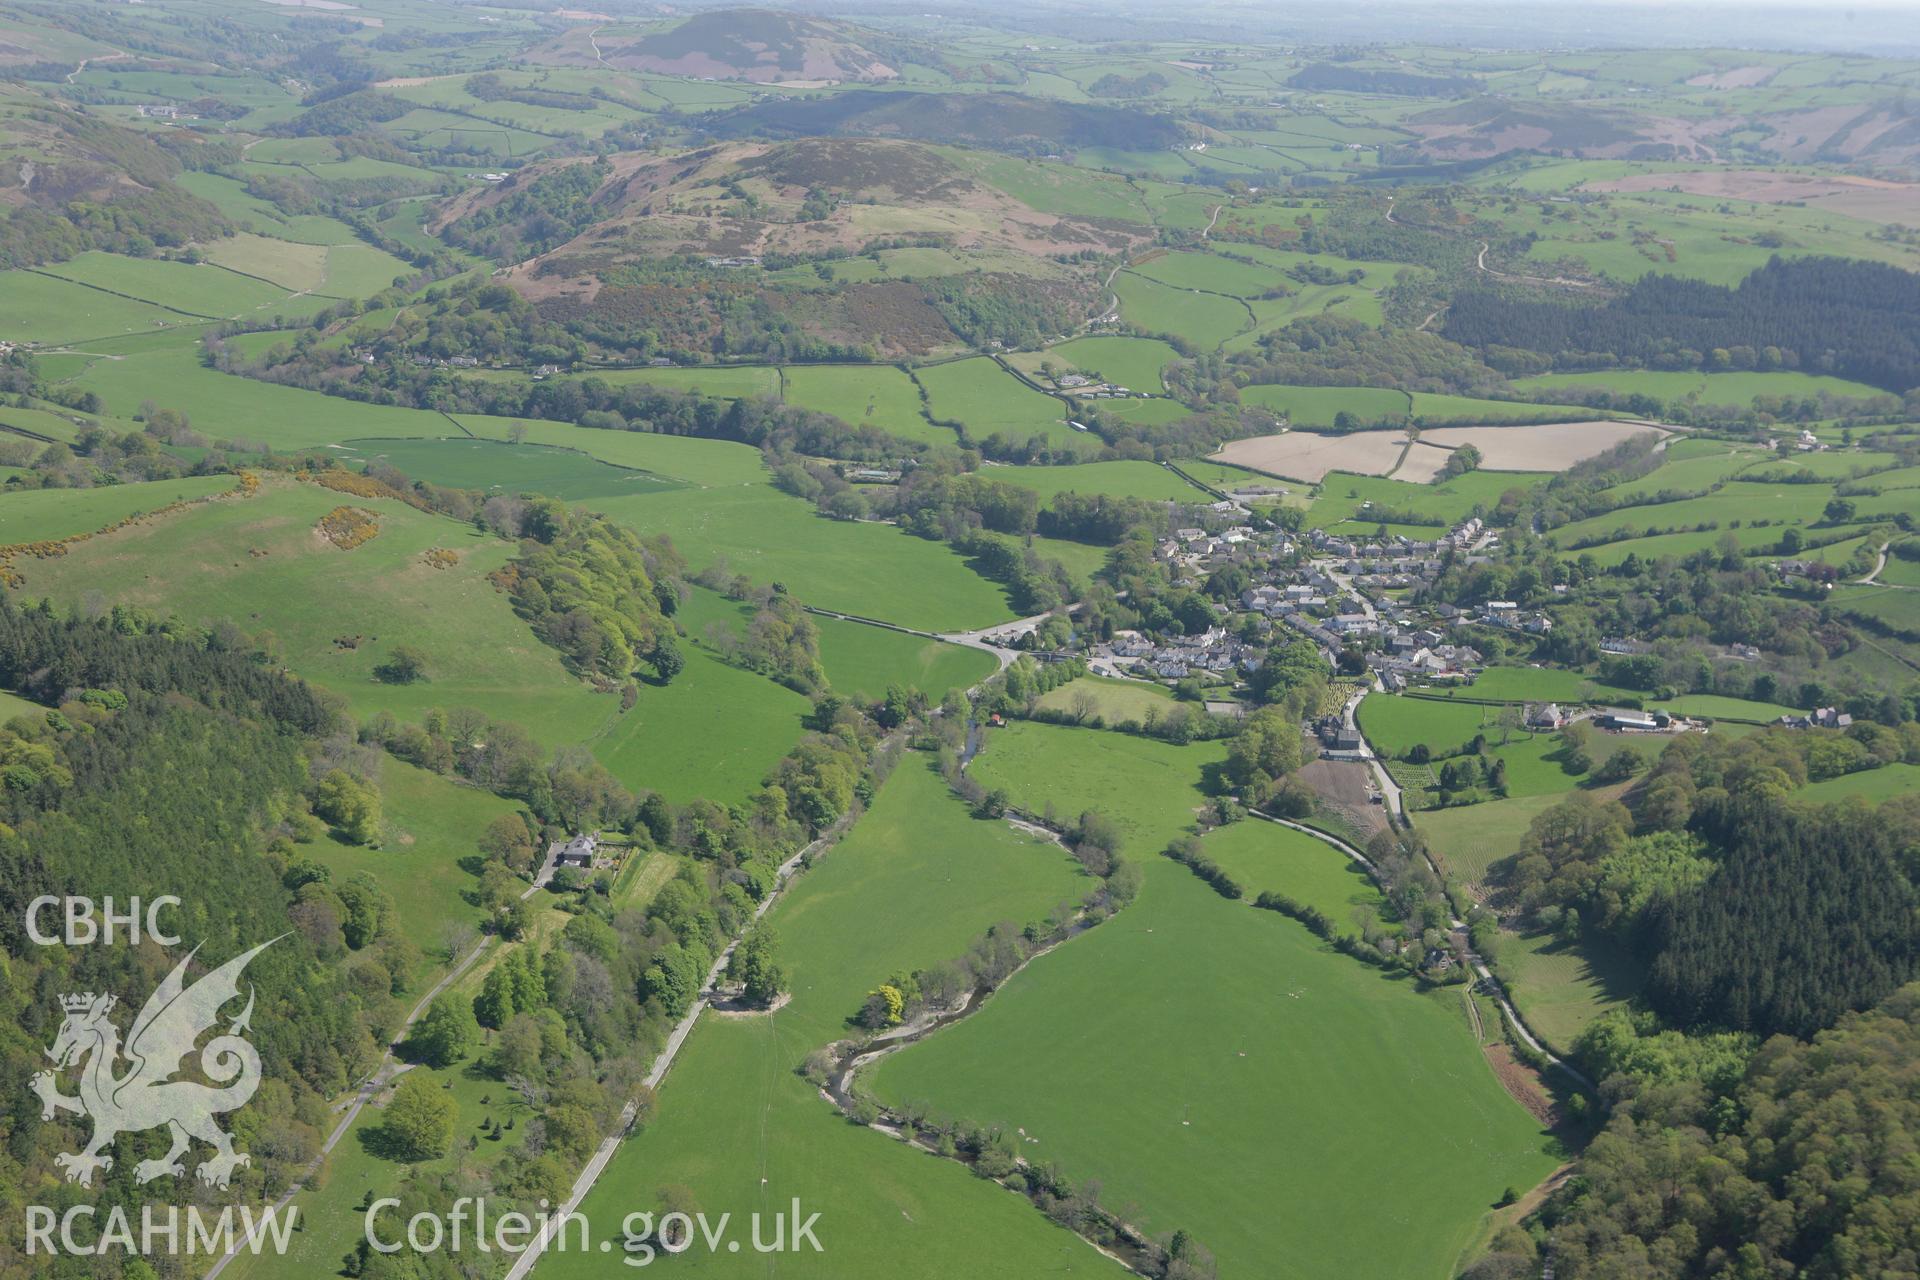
[590,640,810,805]
[17,480,614,747]
[1113,272,1251,351]
[876,721,1558,1279]
[916,357,1089,451]
[1200,818,1390,937]
[595,484,1018,632]
[540,757,1100,1280]
[0,475,239,543]
[335,437,687,500]
[1035,674,1179,725]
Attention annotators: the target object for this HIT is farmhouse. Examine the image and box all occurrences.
[551,832,600,871]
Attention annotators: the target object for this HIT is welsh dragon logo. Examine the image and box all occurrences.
[32,939,277,1190]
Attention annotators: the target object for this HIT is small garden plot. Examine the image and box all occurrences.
[1419,422,1663,471]
[1239,384,1410,427]
[1210,430,1408,483]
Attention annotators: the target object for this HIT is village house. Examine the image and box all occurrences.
[1527,703,1566,730]
[550,832,600,874]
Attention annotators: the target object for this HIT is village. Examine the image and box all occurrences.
[1082,512,1557,694]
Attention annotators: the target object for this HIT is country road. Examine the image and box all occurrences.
[1247,809,1590,1089]
[501,793,869,1280]
[205,872,552,1278]
[1386,195,1594,290]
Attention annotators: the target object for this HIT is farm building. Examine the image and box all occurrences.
[552,832,600,870]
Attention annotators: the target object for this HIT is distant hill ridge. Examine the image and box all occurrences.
[533,8,907,84]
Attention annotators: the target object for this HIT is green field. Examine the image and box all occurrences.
[812,616,996,702]
[1513,368,1889,407]
[544,757,1100,1280]
[1035,673,1179,724]
[1023,335,1181,392]
[65,330,456,450]
[1550,482,1835,550]
[1357,693,1510,758]
[591,640,810,805]
[989,459,1209,502]
[0,688,47,724]
[915,357,1088,451]
[1793,762,1920,805]
[1417,793,1564,886]
[1132,248,1288,298]
[0,270,199,344]
[1113,272,1251,351]
[1408,392,1601,423]
[39,251,300,318]
[1462,667,1633,704]
[1241,384,1409,428]
[1308,469,1546,528]
[17,480,612,746]
[780,364,943,443]
[312,755,522,951]
[455,417,770,487]
[1663,693,1801,722]
[593,484,1018,632]
[581,364,781,399]
[0,475,238,543]
[1199,818,1389,937]
[875,721,1557,1279]
[1501,927,1645,1054]
[335,437,688,500]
